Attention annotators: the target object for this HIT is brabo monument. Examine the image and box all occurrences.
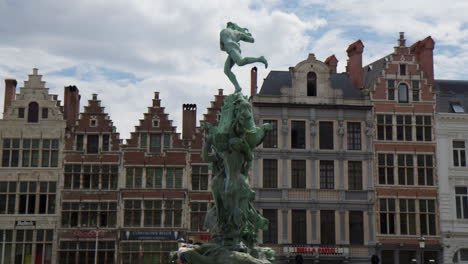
[169,22,275,264]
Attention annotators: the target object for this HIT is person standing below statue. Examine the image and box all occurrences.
[220,22,268,93]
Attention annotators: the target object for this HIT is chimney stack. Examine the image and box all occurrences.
[325,55,339,74]
[398,32,406,47]
[64,85,80,127]
[250,67,258,96]
[346,40,365,89]
[182,104,197,140]
[4,79,17,113]
[411,36,435,82]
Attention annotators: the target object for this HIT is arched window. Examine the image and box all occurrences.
[307,72,317,96]
[398,83,408,103]
[27,102,39,123]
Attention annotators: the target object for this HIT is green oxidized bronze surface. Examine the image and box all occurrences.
[169,23,274,264]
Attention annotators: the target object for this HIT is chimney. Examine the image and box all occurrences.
[398,32,406,47]
[4,79,17,113]
[250,67,257,96]
[64,85,80,127]
[324,55,338,74]
[411,36,435,82]
[182,104,197,140]
[346,40,365,89]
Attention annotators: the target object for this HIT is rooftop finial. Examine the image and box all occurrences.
[398,32,406,47]
[32,68,38,75]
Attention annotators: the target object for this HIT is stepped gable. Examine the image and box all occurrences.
[191,89,225,150]
[3,68,64,121]
[71,93,120,151]
[125,92,183,149]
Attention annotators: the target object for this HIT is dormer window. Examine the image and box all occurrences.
[27,102,39,123]
[42,108,48,119]
[400,64,406,75]
[307,72,317,96]
[18,108,25,118]
[451,103,465,113]
[152,119,159,127]
[398,83,408,103]
[90,116,97,127]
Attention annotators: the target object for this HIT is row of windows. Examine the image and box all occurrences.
[379,198,436,236]
[59,241,115,264]
[123,200,182,228]
[263,159,364,190]
[0,229,53,264]
[64,164,118,190]
[139,133,171,153]
[2,138,59,167]
[387,80,420,103]
[126,167,183,189]
[378,153,434,186]
[262,209,364,245]
[76,134,111,153]
[0,182,56,215]
[16,102,49,123]
[61,202,117,228]
[377,114,432,141]
[263,120,363,150]
[121,242,176,264]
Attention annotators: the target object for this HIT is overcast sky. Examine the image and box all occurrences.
[1,0,468,140]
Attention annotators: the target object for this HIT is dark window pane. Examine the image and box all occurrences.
[292,210,307,244]
[87,135,99,153]
[320,210,335,245]
[307,72,317,96]
[27,102,39,123]
[291,121,306,149]
[263,120,278,148]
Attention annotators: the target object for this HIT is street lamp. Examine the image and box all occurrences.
[418,236,426,264]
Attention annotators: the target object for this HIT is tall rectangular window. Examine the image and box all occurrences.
[102,135,110,151]
[378,153,394,185]
[292,210,306,244]
[164,200,182,227]
[379,198,396,234]
[291,160,306,189]
[190,202,207,231]
[146,168,163,188]
[41,108,48,119]
[320,210,335,245]
[263,159,277,188]
[150,134,161,153]
[453,141,466,167]
[76,135,84,151]
[320,160,334,189]
[412,81,420,101]
[319,121,334,150]
[348,161,362,190]
[166,168,183,189]
[349,211,364,245]
[377,115,393,140]
[140,133,147,149]
[124,200,142,227]
[417,155,434,186]
[126,168,143,188]
[419,200,436,235]
[347,122,361,150]
[263,120,278,148]
[144,200,162,227]
[2,139,19,167]
[18,107,25,118]
[397,154,414,185]
[291,121,305,149]
[396,115,412,141]
[0,182,16,214]
[416,116,432,141]
[388,80,395,100]
[262,209,278,244]
[164,134,171,149]
[87,135,99,153]
[399,199,416,235]
[455,187,468,219]
[191,165,209,191]
[400,64,406,75]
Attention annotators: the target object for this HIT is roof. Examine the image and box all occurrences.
[259,71,291,95]
[363,57,387,90]
[259,71,364,98]
[435,79,468,113]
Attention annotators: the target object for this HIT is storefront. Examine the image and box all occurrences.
[378,244,442,264]
[119,230,181,264]
[58,230,116,263]
[283,246,352,263]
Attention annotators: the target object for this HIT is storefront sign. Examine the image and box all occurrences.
[71,231,105,238]
[284,247,348,255]
[199,235,212,240]
[121,231,183,241]
[15,221,36,226]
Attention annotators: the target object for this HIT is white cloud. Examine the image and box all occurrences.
[0,0,323,139]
